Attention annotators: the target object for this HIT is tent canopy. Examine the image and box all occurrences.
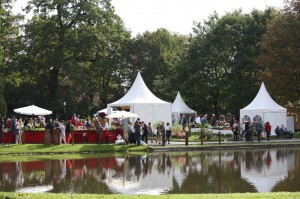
[108,72,172,125]
[14,105,52,116]
[106,110,139,119]
[242,82,286,112]
[97,108,107,114]
[172,91,195,114]
[109,72,169,106]
[240,82,287,134]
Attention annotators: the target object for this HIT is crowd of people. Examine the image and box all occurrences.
[240,120,293,142]
[174,113,232,128]
[0,112,295,145]
[173,113,294,143]
[126,119,173,145]
[0,114,109,145]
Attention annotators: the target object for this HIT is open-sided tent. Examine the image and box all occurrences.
[240,82,287,134]
[14,105,52,116]
[107,72,172,125]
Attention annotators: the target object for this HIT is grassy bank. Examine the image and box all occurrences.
[0,192,300,199]
[171,132,300,142]
[1,140,300,156]
[0,144,150,155]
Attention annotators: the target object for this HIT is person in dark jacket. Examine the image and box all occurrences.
[134,121,141,145]
[46,119,54,136]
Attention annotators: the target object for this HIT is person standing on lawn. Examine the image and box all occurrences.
[142,122,148,144]
[255,121,263,142]
[0,117,4,144]
[134,121,141,145]
[265,121,271,141]
[65,120,72,144]
[232,122,239,141]
[59,120,66,144]
[94,117,102,144]
[165,122,172,144]
[147,122,153,143]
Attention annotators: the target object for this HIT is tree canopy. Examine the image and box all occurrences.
[0,0,295,119]
[258,0,300,106]
[179,9,277,115]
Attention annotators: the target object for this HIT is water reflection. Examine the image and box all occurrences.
[0,148,299,194]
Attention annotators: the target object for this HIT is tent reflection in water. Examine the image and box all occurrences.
[107,72,172,125]
[13,105,52,116]
[241,150,290,192]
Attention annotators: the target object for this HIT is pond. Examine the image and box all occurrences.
[0,148,300,195]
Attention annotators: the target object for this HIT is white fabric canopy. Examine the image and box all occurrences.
[172,91,195,114]
[14,105,52,116]
[240,82,287,134]
[106,110,139,119]
[107,72,172,125]
[97,108,107,114]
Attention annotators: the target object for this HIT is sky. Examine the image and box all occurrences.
[13,0,284,36]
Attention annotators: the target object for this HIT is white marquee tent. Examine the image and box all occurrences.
[107,72,172,125]
[240,82,287,134]
[172,91,195,114]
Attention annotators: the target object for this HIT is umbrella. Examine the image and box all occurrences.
[14,105,52,116]
[106,110,139,119]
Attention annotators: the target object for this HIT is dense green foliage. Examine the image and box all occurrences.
[0,0,298,118]
[258,0,300,107]
[180,9,277,115]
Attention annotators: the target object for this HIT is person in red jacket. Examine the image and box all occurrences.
[71,114,77,126]
[265,121,272,141]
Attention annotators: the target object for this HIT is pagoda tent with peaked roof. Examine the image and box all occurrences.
[107,72,172,125]
[240,82,287,135]
[172,91,195,123]
[172,91,195,114]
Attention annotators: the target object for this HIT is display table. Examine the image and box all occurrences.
[3,130,120,144]
[24,131,45,143]
[3,132,15,144]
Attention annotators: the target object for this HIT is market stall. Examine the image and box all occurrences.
[3,129,118,144]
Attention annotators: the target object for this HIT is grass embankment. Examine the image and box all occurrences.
[171,132,300,142]
[151,142,300,152]
[0,144,150,155]
[0,192,300,199]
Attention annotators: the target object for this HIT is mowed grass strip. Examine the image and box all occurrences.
[0,192,299,199]
[0,144,150,155]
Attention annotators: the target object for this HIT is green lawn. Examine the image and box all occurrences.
[0,143,150,155]
[0,192,299,199]
[171,131,300,142]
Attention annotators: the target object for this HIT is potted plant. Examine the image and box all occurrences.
[205,129,213,140]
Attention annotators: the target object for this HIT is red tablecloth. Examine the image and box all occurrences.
[3,132,15,144]
[3,130,119,144]
[24,131,45,143]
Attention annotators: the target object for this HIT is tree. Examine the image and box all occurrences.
[126,28,188,102]
[181,9,277,115]
[257,0,300,105]
[0,2,4,117]
[20,0,130,116]
[0,0,23,116]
